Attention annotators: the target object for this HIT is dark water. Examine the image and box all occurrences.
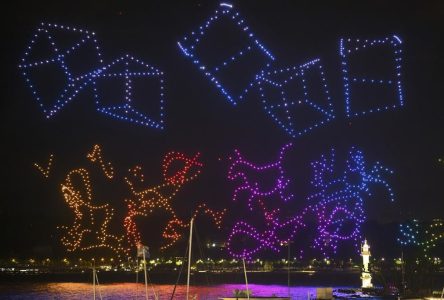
[0,282,349,299]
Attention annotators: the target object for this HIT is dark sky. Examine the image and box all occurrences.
[1,0,443,257]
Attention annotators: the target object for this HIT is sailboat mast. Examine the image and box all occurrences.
[186,217,194,300]
[242,258,250,300]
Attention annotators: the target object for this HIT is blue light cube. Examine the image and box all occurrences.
[90,54,165,129]
[178,2,275,105]
[18,23,103,118]
[340,35,404,117]
[256,59,335,138]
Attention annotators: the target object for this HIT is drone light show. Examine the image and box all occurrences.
[19,23,165,130]
[17,2,407,260]
[177,2,275,105]
[34,154,54,178]
[18,2,405,139]
[48,145,226,256]
[5,3,444,297]
[256,59,335,138]
[398,219,444,259]
[227,145,395,260]
[59,167,128,257]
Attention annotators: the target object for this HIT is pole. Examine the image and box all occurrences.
[242,258,250,300]
[95,270,103,300]
[186,218,194,300]
[288,242,290,297]
[401,250,405,295]
[143,249,149,300]
[93,265,96,300]
[136,257,139,284]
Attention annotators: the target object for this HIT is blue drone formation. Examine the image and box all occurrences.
[256,59,335,138]
[91,55,165,129]
[340,36,404,117]
[19,2,404,137]
[308,147,395,256]
[18,23,165,129]
[177,2,275,106]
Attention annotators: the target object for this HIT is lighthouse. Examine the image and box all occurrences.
[361,239,373,288]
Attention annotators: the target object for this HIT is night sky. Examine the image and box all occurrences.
[1,0,443,258]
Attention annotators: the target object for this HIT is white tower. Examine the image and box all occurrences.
[361,239,373,288]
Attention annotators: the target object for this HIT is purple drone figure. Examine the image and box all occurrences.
[227,145,395,260]
[227,143,304,260]
[227,142,294,211]
[308,147,395,257]
[227,200,305,260]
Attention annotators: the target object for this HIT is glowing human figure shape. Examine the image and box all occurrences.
[161,203,226,250]
[59,168,126,256]
[124,152,225,250]
[309,148,394,256]
[123,151,203,247]
[227,145,395,260]
[228,143,294,211]
[227,200,305,260]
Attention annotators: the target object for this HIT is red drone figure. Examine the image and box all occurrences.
[124,151,225,250]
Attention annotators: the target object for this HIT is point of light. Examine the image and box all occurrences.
[220,2,233,8]
[393,35,402,44]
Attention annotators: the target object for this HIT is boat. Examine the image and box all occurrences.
[333,288,372,299]
[220,289,289,300]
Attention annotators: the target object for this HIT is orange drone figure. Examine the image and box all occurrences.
[87,144,115,179]
[124,151,226,249]
[161,203,226,250]
[34,154,54,178]
[59,168,128,257]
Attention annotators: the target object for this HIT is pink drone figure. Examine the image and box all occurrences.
[227,143,294,211]
[227,145,395,260]
[227,199,305,260]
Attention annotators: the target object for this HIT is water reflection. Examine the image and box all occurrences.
[0,282,327,299]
